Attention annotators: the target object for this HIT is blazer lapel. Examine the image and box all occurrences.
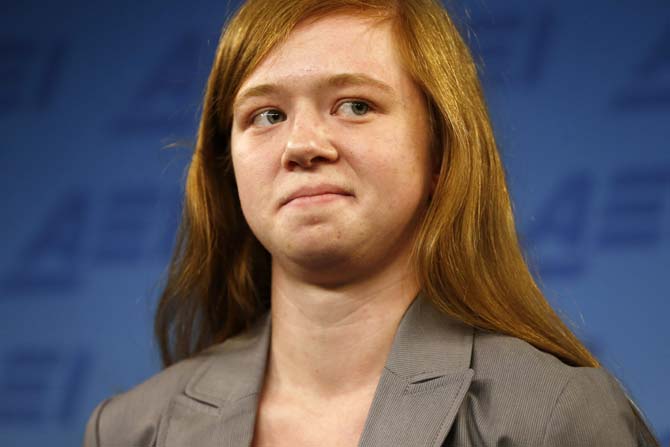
[159,294,474,447]
[157,314,271,447]
[358,295,475,447]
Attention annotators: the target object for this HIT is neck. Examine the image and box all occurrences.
[263,260,419,403]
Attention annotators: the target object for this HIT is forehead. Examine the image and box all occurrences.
[238,14,407,92]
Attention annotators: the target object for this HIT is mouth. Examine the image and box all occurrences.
[281,184,353,207]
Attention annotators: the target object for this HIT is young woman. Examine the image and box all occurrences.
[84,1,659,446]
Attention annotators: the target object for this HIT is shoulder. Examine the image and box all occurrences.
[83,346,222,447]
[450,330,637,446]
[83,314,270,447]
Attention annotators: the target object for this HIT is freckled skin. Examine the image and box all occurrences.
[230,14,434,285]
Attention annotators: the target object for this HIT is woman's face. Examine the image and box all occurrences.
[230,13,434,283]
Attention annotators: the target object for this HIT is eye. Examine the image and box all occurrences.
[252,109,286,127]
[337,100,371,117]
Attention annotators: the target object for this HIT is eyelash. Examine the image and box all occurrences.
[248,99,375,127]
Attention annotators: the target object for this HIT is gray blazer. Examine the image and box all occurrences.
[83,295,640,446]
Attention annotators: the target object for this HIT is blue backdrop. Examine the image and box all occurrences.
[1,0,668,445]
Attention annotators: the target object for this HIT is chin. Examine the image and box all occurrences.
[279,241,361,278]
[287,244,352,268]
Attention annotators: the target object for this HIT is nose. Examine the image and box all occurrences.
[281,109,338,170]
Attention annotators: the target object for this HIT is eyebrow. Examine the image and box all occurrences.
[233,73,396,110]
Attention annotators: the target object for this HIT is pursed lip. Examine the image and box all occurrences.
[281,184,353,207]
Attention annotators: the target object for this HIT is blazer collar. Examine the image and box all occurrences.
[180,294,474,447]
[383,293,473,378]
[185,312,271,407]
[357,294,474,447]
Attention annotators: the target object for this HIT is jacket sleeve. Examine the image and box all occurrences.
[83,398,111,447]
[541,368,637,447]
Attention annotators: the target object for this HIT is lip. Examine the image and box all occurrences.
[281,184,353,207]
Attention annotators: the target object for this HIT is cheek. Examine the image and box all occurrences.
[233,164,272,242]
[231,143,267,217]
[359,127,431,196]
[401,119,433,191]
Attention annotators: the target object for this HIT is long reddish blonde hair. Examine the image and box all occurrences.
[154,1,657,443]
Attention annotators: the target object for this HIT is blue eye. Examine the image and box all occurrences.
[252,109,286,127]
[338,101,371,117]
